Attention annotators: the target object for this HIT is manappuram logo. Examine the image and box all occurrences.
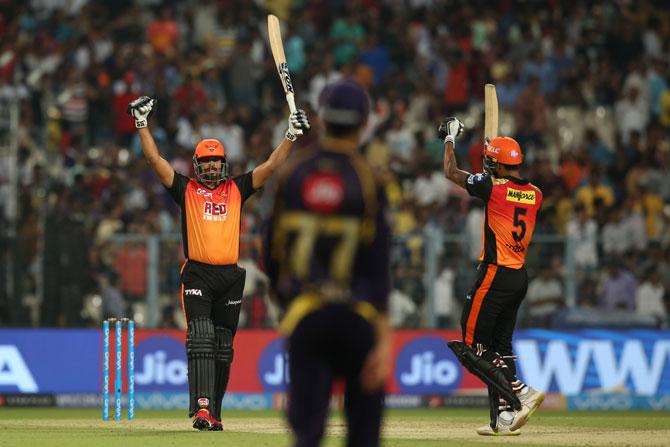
[506,188,535,204]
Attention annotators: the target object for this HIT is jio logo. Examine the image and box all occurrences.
[258,338,289,392]
[135,336,188,390]
[395,336,462,394]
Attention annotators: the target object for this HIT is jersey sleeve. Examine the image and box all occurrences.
[165,171,189,204]
[233,171,257,204]
[465,173,493,202]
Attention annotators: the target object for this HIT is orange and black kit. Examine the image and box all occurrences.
[166,170,256,421]
[460,172,542,372]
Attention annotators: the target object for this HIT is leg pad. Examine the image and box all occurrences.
[448,340,521,410]
[186,318,216,417]
[212,326,234,421]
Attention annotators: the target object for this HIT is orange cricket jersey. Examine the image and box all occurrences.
[465,173,542,269]
[166,171,257,265]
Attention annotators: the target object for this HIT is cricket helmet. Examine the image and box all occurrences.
[483,136,523,175]
[193,138,229,184]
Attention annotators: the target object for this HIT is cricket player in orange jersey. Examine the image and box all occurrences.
[439,117,545,436]
[127,96,310,431]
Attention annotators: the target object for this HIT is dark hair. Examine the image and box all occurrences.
[325,122,361,137]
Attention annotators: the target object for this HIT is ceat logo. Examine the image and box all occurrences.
[258,338,289,391]
[395,336,463,394]
[135,336,188,390]
[301,172,345,213]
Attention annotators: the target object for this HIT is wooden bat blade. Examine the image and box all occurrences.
[267,15,286,66]
[267,14,296,112]
[484,83,498,143]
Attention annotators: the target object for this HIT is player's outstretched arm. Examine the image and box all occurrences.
[252,109,310,189]
[439,117,470,188]
[128,96,174,188]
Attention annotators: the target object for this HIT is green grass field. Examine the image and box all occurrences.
[1,408,669,447]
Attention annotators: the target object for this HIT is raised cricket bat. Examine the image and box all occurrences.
[484,83,498,143]
[267,14,297,114]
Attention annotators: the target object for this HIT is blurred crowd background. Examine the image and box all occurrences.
[1,0,670,330]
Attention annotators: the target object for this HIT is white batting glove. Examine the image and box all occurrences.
[285,109,311,141]
[127,96,156,129]
[438,117,464,144]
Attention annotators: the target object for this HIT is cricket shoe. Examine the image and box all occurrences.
[192,409,215,431]
[476,411,521,436]
[209,419,223,431]
[509,386,545,431]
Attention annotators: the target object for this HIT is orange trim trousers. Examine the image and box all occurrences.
[460,263,528,361]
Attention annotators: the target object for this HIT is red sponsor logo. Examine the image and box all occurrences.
[301,172,345,213]
[203,201,227,221]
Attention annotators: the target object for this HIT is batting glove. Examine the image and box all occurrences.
[286,109,311,141]
[438,117,464,144]
[127,96,156,129]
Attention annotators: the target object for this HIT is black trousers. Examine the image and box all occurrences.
[287,303,383,447]
[460,263,528,359]
[180,260,246,335]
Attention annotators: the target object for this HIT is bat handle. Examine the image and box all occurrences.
[286,92,297,114]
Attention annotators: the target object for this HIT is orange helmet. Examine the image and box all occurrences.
[193,139,229,184]
[483,136,523,175]
[194,138,226,159]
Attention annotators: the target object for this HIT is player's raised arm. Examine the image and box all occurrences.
[127,96,174,188]
[251,109,310,189]
[440,117,470,188]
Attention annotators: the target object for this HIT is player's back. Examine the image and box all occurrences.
[466,173,542,269]
[266,148,389,310]
[484,177,542,268]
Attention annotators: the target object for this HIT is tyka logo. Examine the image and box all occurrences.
[258,338,289,391]
[395,337,462,394]
[184,289,202,296]
[135,337,187,390]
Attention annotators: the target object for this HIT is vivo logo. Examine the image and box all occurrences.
[0,346,38,392]
[395,337,462,394]
[515,339,670,396]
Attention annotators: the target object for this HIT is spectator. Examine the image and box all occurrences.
[601,207,630,257]
[615,85,650,145]
[525,265,564,327]
[101,271,125,319]
[147,6,179,55]
[389,287,417,328]
[635,268,667,328]
[574,168,615,217]
[566,204,599,277]
[599,260,637,311]
[434,260,455,329]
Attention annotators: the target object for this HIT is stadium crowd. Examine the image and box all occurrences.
[1,0,669,329]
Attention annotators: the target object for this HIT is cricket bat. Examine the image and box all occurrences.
[267,14,297,114]
[484,83,498,143]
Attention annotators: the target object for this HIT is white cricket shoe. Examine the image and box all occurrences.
[476,411,521,436]
[509,386,545,431]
